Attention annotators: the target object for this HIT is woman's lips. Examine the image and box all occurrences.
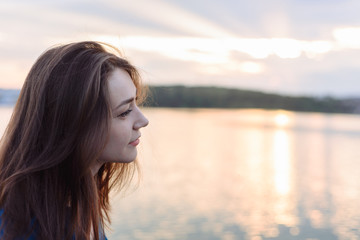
[129,138,140,146]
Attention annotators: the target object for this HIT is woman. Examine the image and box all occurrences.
[0,41,149,239]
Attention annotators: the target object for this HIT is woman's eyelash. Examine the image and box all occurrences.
[118,109,132,118]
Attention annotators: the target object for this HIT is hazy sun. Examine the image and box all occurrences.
[239,61,264,74]
[274,113,290,127]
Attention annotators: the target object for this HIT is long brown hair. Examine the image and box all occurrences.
[0,41,145,239]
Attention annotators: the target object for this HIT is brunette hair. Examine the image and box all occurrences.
[0,41,145,239]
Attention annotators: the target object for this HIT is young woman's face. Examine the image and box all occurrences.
[99,68,149,163]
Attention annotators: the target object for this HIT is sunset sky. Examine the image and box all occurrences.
[1,0,360,96]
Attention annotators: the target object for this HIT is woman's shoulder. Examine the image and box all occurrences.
[0,208,36,240]
[0,209,3,236]
[0,209,107,240]
[0,209,4,236]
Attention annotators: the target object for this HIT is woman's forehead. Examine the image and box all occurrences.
[107,68,136,106]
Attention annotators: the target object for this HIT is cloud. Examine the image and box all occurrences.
[333,27,360,49]
[0,60,31,88]
[102,35,334,63]
[1,0,360,96]
[102,0,235,38]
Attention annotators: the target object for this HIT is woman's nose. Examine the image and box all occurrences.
[133,108,149,130]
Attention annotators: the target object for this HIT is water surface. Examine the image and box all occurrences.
[1,107,359,240]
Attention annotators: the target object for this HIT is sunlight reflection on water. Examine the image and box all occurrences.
[1,107,360,240]
[107,108,360,240]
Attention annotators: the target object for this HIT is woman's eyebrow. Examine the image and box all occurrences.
[113,97,134,111]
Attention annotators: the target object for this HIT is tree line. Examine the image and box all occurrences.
[146,85,360,114]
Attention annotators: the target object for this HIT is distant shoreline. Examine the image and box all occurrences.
[1,86,359,114]
[146,86,360,114]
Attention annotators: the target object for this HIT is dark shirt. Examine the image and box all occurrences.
[0,209,108,239]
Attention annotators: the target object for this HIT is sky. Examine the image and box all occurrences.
[1,0,360,97]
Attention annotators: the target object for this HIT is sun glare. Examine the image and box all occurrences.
[274,112,290,127]
[240,61,264,74]
[273,130,291,196]
[271,38,302,59]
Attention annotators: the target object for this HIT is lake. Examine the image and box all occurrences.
[1,107,360,240]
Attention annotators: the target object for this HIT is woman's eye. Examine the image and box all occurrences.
[118,109,132,118]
